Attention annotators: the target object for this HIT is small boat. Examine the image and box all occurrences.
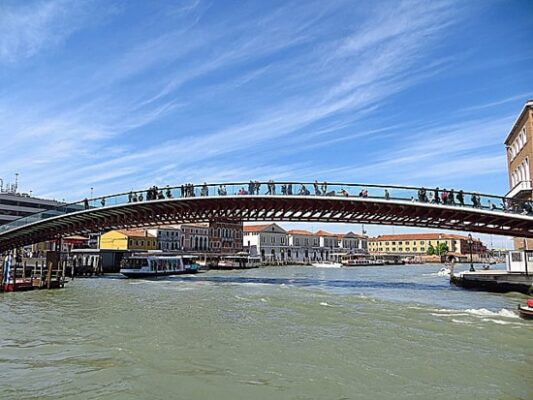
[120,254,199,278]
[216,254,261,269]
[437,267,451,276]
[518,299,533,319]
[312,261,342,268]
[341,254,385,267]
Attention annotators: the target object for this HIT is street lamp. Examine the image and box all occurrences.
[468,234,475,272]
[90,187,94,207]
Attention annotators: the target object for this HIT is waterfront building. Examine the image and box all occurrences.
[314,230,340,260]
[287,229,320,261]
[335,232,368,253]
[504,99,533,249]
[99,229,157,251]
[243,223,289,261]
[368,233,487,259]
[146,226,182,251]
[179,223,209,251]
[0,179,77,226]
[208,219,243,253]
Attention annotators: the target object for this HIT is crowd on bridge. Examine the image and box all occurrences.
[81,181,533,216]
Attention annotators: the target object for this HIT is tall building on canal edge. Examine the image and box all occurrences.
[504,99,533,249]
[0,174,69,226]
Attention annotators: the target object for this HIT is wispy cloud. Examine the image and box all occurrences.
[0,0,524,211]
[0,0,96,63]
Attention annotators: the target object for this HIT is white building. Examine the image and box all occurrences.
[287,229,320,262]
[336,232,368,253]
[243,223,289,261]
[147,226,182,251]
[314,230,340,260]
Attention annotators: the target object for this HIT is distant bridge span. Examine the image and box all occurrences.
[0,181,532,252]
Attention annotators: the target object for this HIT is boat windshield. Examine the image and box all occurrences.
[122,257,148,270]
[151,258,182,271]
[183,257,197,266]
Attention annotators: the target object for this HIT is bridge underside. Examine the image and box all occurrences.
[1,196,532,252]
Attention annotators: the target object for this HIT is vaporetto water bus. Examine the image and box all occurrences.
[120,254,199,278]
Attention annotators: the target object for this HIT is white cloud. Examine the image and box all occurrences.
[0,0,94,63]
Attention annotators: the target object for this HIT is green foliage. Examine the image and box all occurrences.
[426,243,448,256]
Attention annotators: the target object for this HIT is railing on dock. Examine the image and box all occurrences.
[1,256,67,292]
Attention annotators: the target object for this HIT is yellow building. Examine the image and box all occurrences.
[99,229,157,251]
[368,233,486,257]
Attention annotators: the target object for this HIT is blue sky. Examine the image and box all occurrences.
[1,0,532,247]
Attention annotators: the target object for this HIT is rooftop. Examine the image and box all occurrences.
[116,229,156,238]
[314,230,336,237]
[504,99,533,145]
[287,229,315,236]
[371,233,481,242]
[244,224,275,233]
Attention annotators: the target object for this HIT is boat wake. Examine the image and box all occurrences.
[462,308,518,319]
[430,307,526,326]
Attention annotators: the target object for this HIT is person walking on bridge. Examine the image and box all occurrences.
[314,180,321,196]
[448,189,456,205]
[433,187,440,204]
[457,190,465,206]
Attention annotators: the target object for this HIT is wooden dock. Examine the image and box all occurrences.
[1,256,66,293]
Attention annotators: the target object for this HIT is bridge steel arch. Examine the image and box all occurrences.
[1,194,533,252]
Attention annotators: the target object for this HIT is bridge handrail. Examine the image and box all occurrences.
[0,181,528,235]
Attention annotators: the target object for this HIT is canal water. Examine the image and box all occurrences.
[0,264,531,399]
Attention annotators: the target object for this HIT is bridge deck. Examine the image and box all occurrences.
[0,182,532,252]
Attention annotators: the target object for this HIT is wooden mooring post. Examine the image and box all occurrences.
[61,260,66,288]
[46,261,53,289]
[13,261,18,291]
[0,257,3,293]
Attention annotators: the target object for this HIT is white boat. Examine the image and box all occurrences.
[216,254,261,269]
[312,261,342,268]
[437,267,451,276]
[120,254,199,278]
[341,255,385,267]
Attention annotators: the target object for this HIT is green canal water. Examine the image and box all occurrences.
[0,264,531,399]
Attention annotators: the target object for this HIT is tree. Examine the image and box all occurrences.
[427,243,448,256]
[436,242,449,256]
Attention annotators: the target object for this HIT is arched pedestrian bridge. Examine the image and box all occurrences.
[1,181,532,252]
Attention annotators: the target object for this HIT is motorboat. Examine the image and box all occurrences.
[120,254,199,278]
[342,258,385,267]
[437,267,451,276]
[518,299,533,319]
[312,261,342,268]
[216,254,261,269]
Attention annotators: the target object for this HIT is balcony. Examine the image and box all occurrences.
[506,180,532,199]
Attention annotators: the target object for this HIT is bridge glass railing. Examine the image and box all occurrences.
[0,181,527,235]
